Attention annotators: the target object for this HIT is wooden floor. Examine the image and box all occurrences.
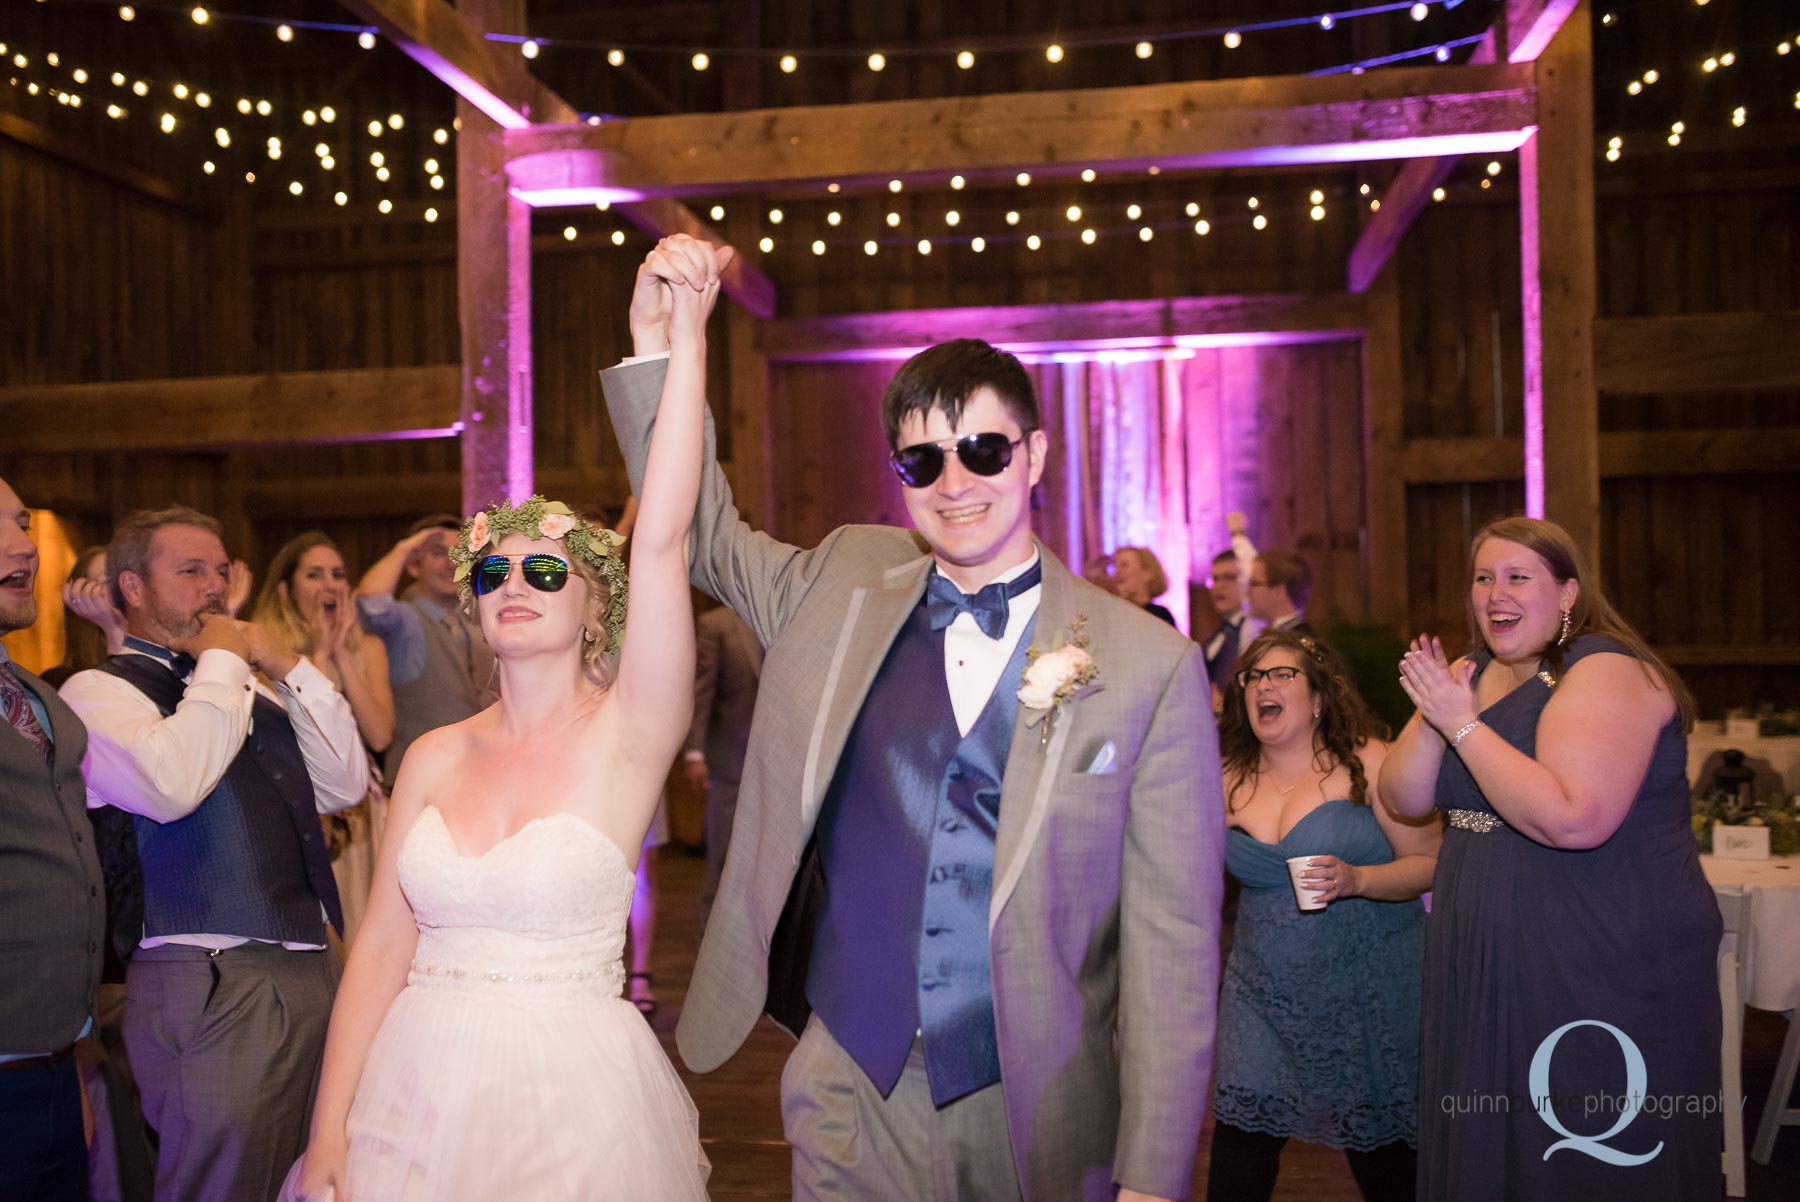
[645,851,1800,1201]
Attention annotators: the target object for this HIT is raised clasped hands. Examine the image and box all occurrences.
[629,234,734,355]
[1397,634,1478,740]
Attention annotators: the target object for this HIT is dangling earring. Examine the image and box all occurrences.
[1557,609,1572,646]
[581,627,597,646]
[1312,703,1322,719]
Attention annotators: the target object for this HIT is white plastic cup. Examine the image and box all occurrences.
[1287,856,1330,911]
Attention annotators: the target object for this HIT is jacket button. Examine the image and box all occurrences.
[302,832,313,842]
[90,886,99,897]
[930,867,947,883]
[74,832,84,844]
[88,941,98,953]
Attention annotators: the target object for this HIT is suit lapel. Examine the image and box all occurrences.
[990,543,1083,930]
[797,553,934,834]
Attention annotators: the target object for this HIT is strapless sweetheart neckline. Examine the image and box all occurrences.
[418,803,636,875]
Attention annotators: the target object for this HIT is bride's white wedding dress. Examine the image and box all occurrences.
[283,804,709,1201]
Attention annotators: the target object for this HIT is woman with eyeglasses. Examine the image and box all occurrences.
[282,240,725,1202]
[1207,629,1440,1202]
[1383,516,1719,1202]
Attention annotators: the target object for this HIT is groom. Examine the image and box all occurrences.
[605,236,1224,1202]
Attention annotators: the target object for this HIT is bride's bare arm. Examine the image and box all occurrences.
[293,743,438,1199]
[608,237,730,796]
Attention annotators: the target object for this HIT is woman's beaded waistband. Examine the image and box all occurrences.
[1446,809,1506,834]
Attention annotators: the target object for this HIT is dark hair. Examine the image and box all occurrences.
[1212,548,1239,567]
[61,546,112,674]
[1257,550,1312,609]
[1467,515,1694,731]
[107,506,224,611]
[1218,629,1387,813]
[408,513,462,537]
[880,339,1040,449]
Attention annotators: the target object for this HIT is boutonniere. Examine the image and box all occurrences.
[1018,614,1100,748]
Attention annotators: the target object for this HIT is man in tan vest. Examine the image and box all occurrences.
[355,515,498,780]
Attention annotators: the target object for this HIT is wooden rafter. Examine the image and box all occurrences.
[1347,0,1580,292]
[337,0,775,317]
[503,63,1538,196]
[0,367,461,454]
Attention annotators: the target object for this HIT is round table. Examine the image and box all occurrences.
[1701,853,1800,1012]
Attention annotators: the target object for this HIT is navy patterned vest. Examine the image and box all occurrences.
[93,653,342,956]
[805,601,1033,1105]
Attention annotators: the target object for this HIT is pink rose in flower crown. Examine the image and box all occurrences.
[539,512,576,540]
[466,511,490,552]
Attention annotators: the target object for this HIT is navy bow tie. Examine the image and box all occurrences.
[124,636,197,680]
[922,562,1043,640]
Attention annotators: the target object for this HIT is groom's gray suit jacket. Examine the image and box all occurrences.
[603,358,1225,1202]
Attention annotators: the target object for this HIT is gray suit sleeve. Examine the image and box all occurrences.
[601,357,838,648]
[1114,640,1226,1198]
[687,612,721,758]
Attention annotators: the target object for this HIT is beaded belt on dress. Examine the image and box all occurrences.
[1446,809,1505,833]
[408,959,625,987]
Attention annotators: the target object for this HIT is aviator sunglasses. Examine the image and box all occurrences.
[473,553,571,597]
[888,432,1027,488]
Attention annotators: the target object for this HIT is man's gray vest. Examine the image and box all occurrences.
[0,664,104,1051]
[387,597,494,779]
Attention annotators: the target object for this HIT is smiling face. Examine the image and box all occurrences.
[1242,646,1318,750]
[1471,536,1579,665]
[0,478,38,634]
[284,544,349,624]
[475,532,589,662]
[895,387,1047,591]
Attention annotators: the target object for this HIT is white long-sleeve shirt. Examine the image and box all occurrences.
[61,643,369,950]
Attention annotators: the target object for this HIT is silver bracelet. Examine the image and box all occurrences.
[1449,719,1485,748]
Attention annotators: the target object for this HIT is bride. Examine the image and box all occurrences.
[285,238,729,1202]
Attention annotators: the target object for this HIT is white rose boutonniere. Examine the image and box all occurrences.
[1019,614,1100,748]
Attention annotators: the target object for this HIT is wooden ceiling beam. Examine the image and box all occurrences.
[0,367,462,454]
[336,0,776,316]
[1346,0,1581,291]
[503,62,1538,196]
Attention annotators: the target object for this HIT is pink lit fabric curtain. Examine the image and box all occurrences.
[1026,350,1261,636]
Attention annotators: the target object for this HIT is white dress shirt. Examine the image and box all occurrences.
[61,644,369,951]
[941,553,1043,737]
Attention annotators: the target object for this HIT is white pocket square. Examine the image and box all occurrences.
[1081,741,1118,775]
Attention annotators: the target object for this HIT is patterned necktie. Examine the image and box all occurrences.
[0,663,51,761]
[922,562,1044,640]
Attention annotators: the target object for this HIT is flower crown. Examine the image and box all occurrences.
[449,496,629,648]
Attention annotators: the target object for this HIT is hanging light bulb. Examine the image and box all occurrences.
[956,50,974,70]
[779,55,797,74]
[359,31,377,50]
[867,53,886,72]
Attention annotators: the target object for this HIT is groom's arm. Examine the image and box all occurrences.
[602,355,830,648]
[1115,641,1225,1200]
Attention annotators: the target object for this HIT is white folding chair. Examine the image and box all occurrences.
[1716,885,1750,1197]
[1751,991,1800,1167]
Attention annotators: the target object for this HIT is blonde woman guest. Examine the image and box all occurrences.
[1114,545,1177,625]
[1383,515,1719,1202]
[252,533,395,945]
